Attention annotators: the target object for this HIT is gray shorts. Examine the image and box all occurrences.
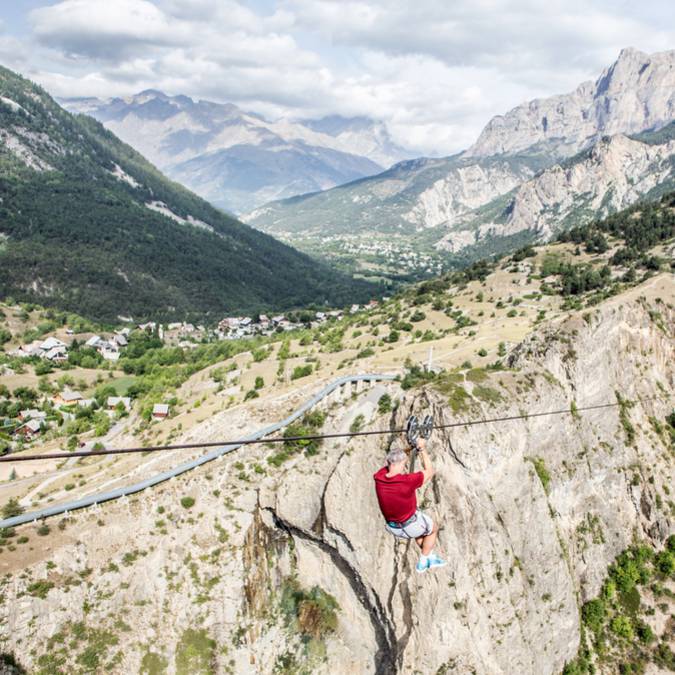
[385,510,434,539]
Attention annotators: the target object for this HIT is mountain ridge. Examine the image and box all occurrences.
[60,91,414,213]
[247,48,675,274]
[0,65,377,323]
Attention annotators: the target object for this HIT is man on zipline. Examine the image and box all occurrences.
[373,437,447,573]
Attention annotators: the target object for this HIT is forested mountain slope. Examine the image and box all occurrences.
[0,67,376,322]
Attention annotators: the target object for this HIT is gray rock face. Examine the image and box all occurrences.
[437,131,675,251]
[466,47,675,158]
[1,283,673,674]
[60,92,413,213]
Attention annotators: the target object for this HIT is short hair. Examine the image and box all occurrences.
[386,444,408,466]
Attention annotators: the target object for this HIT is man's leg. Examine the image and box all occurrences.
[415,536,424,548]
[421,523,438,556]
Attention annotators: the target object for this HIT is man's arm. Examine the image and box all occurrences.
[416,438,434,484]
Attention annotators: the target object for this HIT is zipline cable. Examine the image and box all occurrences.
[1,393,670,464]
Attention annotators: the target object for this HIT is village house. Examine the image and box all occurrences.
[9,340,44,358]
[152,403,170,420]
[42,346,68,362]
[107,396,131,412]
[52,390,84,406]
[18,409,47,422]
[85,335,103,349]
[100,344,120,361]
[40,337,66,351]
[15,418,42,439]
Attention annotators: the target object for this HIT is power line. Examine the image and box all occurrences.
[1,394,669,464]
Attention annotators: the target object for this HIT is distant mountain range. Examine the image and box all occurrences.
[0,66,376,323]
[60,92,413,214]
[247,47,675,272]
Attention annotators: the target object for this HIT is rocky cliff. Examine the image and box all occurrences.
[0,280,673,674]
[466,47,675,158]
[437,130,675,252]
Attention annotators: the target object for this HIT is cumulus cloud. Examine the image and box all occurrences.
[13,0,675,155]
[29,0,192,59]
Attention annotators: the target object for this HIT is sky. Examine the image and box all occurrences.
[1,0,673,155]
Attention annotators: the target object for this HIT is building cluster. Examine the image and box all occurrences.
[83,331,129,361]
[161,321,207,347]
[214,305,381,339]
[333,237,444,274]
[216,314,298,339]
[8,329,131,363]
[10,389,171,443]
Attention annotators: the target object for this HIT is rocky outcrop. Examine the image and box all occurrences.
[467,47,675,158]
[0,285,673,673]
[437,132,675,251]
[402,159,534,230]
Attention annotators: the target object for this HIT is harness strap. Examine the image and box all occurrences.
[387,512,418,529]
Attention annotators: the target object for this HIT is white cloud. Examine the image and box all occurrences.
[30,0,191,59]
[13,0,675,155]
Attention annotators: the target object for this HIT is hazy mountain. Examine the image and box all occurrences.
[247,48,675,270]
[61,92,413,213]
[0,66,376,323]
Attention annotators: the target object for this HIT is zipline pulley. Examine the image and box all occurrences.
[407,413,434,473]
[406,414,433,449]
[420,414,433,441]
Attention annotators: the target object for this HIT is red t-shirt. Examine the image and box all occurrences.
[373,467,424,522]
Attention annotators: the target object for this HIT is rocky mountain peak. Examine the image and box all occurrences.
[466,47,675,159]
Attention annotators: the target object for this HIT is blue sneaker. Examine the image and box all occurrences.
[427,554,448,571]
[416,558,429,574]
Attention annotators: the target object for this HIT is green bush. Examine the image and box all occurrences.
[356,347,375,359]
[528,457,551,493]
[655,550,674,575]
[610,615,633,640]
[1,498,24,519]
[280,578,340,639]
[291,364,313,380]
[582,598,606,634]
[269,411,326,465]
[175,628,215,675]
[180,497,195,509]
[377,394,392,414]
[636,620,655,644]
[27,579,54,599]
[349,414,365,433]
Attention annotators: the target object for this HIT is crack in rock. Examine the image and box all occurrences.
[263,504,398,675]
